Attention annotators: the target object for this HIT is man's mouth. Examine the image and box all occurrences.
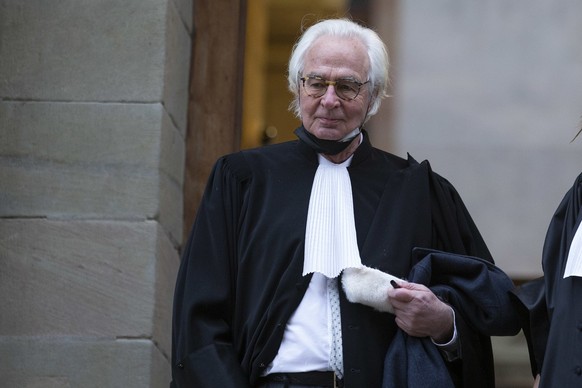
[318,117,340,125]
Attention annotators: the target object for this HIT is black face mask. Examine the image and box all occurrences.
[294,126,360,155]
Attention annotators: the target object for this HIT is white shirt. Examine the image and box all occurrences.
[264,273,332,374]
[267,152,360,374]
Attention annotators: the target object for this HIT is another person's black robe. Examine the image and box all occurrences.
[512,173,582,387]
[171,129,520,388]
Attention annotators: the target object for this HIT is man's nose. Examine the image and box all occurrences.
[320,84,340,107]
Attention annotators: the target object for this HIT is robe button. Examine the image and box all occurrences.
[259,363,266,368]
[177,363,184,369]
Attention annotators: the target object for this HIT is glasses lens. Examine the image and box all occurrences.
[304,77,327,98]
[335,80,360,100]
[302,77,363,100]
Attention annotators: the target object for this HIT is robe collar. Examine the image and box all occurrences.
[295,125,373,168]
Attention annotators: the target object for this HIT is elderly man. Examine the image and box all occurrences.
[171,18,519,388]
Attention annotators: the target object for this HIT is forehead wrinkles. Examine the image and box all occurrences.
[304,36,369,80]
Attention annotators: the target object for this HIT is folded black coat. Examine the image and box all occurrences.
[383,248,521,388]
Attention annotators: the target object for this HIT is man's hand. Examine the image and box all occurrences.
[387,281,454,343]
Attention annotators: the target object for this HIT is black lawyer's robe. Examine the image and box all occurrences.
[512,173,582,387]
[171,130,519,388]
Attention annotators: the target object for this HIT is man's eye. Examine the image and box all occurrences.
[309,81,326,88]
[337,82,357,92]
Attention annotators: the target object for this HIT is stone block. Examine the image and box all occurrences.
[0,154,160,219]
[0,337,170,388]
[0,101,185,242]
[0,101,162,167]
[153,224,181,356]
[171,0,193,34]
[159,172,184,247]
[0,219,180,358]
[163,0,192,136]
[159,108,186,244]
[0,0,166,102]
[160,106,186,187]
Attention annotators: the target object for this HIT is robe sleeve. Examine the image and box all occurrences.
[171,155,252,388]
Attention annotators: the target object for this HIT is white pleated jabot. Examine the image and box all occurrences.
[563,222,582,278]
[302,154,363,278]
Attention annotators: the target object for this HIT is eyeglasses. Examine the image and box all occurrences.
[300,75,370,101]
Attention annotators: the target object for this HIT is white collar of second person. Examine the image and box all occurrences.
[563,221,582,278]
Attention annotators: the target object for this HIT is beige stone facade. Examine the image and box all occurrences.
[3,1,582,387]
[0,0,192,386]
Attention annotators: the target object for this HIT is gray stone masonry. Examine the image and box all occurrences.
[0,0,192,386]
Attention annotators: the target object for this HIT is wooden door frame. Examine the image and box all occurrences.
[183,0,247,243]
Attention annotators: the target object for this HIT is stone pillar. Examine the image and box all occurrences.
[0,0,192,387]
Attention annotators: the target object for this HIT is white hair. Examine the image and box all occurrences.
[287,18,390,122]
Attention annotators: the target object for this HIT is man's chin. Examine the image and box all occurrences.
[310,126,346,141]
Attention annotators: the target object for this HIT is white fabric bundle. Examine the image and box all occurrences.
[341,265,401,314]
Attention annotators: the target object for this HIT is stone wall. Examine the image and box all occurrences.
[367,1,582,385]
[0,0,193,386]
[376,0,582,279]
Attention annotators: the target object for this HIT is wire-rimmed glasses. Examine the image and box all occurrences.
[300,75,370,101]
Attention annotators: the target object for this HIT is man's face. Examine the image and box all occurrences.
[299,36,371,140]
